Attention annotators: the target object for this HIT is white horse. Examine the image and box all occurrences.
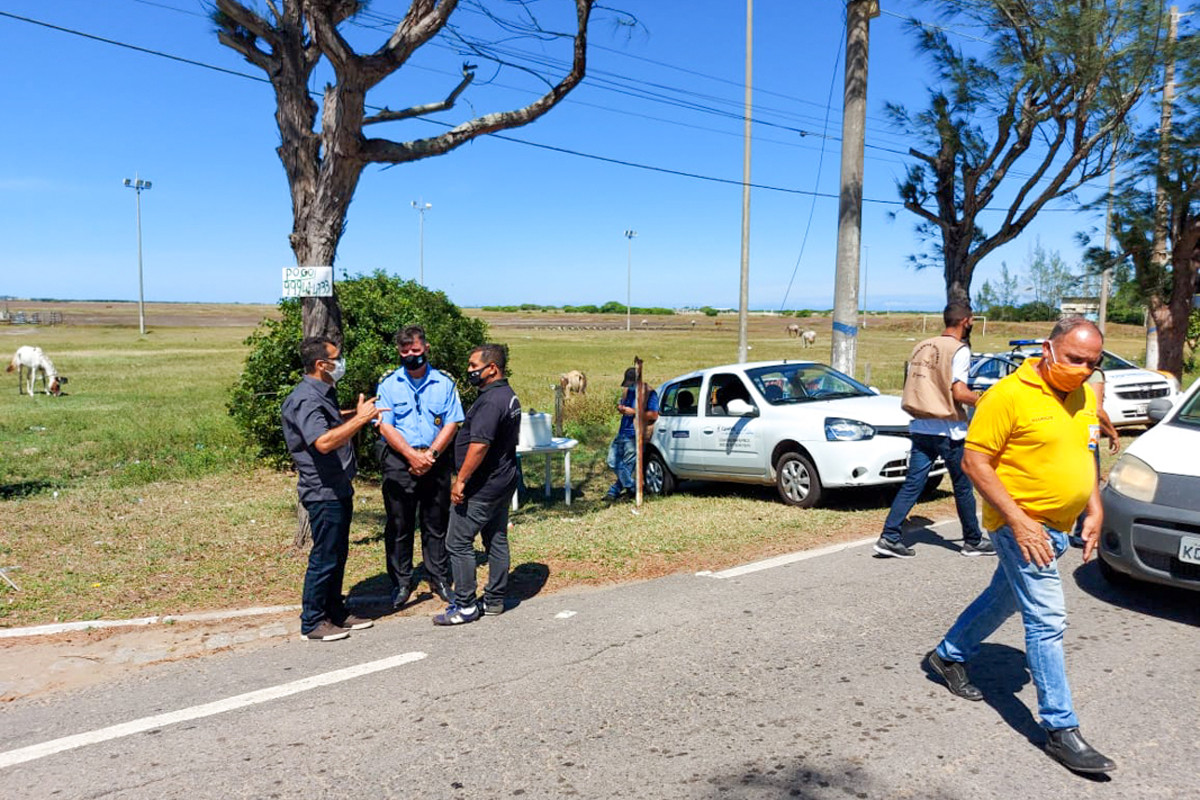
[801,330,817,348]
[7,346,66,395]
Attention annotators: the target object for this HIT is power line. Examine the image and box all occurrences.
[780,14,846,311]
[3,7,1086,215]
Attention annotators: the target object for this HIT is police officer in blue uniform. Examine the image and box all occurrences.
[375,325,465,608]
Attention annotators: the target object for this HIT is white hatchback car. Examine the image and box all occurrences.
[644,360,944,507]
[1099,377,1200,591]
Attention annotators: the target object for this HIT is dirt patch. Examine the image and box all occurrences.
[0,616,292,702]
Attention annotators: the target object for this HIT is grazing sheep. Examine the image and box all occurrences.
[559,369,588,395]
[801,330,817,348]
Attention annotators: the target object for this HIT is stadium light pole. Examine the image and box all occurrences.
[624,230,637,332]
[411,200,431,284]
[122,175,152,336]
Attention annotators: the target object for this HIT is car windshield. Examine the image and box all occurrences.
[1171,387,1200,428]
[746,363,872,404]
[1098,350,1137,371]
[1006,348,1138,372]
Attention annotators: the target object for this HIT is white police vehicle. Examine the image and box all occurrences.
[968,340,1179,427]
[644,360,944,508]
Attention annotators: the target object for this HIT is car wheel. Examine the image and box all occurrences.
[775,451,822,508]
[644,450,676,496]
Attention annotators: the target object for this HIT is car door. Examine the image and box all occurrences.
[697,372,764,476]
[649,376,707,476]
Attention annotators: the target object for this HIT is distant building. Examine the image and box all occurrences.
[1060,296,1100,322]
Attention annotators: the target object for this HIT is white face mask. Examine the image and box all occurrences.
[327,356,346,383]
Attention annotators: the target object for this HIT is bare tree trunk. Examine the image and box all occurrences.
[1150,243,1200,380]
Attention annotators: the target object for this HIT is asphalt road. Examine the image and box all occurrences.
[1,520,1197,799]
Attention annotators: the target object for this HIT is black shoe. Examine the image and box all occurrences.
[481,598,505,616]
[924,650,983,701]
[390,586,412,609]
[1045,728,1117,774]
[873,537,916,558]
[430,580,453,604]
[961,539,997,557]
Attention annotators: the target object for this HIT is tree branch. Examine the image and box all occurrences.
[363,62,475,125]
[359,0,593,164]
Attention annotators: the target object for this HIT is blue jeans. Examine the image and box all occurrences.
[881,434,983,545]
[936,524,1078,730]
[606,436,637,494]
[300,498,353,634]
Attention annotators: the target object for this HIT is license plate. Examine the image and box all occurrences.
[1180,535,1200,565]
[1135,403,1149,416]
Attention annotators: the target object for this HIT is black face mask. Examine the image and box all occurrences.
[466,366,487,387]
[401,353,427,371]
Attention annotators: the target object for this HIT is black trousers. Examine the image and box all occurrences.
[380,454,452,591]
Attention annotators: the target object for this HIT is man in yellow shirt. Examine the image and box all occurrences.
[923,317,1116,774]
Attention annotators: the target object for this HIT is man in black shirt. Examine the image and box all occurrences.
[280,336,381,642]
[435,343,522,625]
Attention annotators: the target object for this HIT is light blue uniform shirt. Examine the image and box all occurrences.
[375,366,465,449]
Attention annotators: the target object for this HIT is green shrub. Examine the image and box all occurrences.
[228,271,488,470]
[561,390,621,446]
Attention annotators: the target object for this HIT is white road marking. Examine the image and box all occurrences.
[554,611,577,619]
[708,536,877,578]
[0,651,427,770]
[703,517,968,580]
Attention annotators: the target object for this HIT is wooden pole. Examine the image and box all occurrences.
[634,356,644,508]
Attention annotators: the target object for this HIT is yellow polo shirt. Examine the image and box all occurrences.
[966,358,1098,532]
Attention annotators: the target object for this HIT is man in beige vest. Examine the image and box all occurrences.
[875,302,994,558]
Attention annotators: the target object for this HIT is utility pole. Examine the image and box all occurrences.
[831,0,879,376]
[737,0,753,363]
[122,174,152,336]
[625,230,637,332]
[1147,5,1179,370]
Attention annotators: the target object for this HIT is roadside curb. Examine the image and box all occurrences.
[0,517,967,640]
[0,605,301,640]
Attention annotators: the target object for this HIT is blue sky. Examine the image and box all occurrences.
[0,0,1117,312]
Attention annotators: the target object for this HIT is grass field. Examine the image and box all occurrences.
[0,302,1186,627]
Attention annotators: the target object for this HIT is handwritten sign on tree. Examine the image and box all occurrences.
[282,267,333,298]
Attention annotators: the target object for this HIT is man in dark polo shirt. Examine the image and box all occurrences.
[435,343,522,625]
[281,336,381,642]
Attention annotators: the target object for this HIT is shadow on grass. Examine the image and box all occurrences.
[1071,558,1200,628]
[0,479,60,501]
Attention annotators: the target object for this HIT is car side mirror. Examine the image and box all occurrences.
[868,386,881,395]
[726,398,759,417]
[1147,397,1173,423]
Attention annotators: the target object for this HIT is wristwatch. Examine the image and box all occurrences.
[430,447,440,459]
